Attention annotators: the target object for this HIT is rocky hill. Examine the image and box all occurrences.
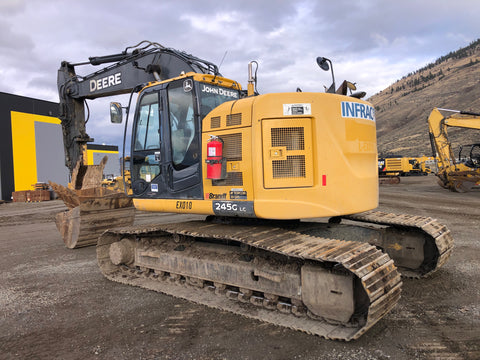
[369,39,480,157]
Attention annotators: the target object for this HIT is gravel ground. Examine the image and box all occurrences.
[0,175,479,360]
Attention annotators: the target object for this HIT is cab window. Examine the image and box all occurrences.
[168,81,198,169]
[134,92,160,151]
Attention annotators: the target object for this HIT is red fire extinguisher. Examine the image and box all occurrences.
[206,135,226,179]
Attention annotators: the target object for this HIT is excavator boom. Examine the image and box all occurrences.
[428,107,480,192]
[58,41,220,174]
[54,41,226,248]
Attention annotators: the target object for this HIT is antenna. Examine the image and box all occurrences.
[212,51,228,83]
[218,51,228,71]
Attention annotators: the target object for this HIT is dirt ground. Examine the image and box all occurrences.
[0,176,479,360]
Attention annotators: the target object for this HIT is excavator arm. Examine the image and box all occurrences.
[428,107,480,192]
[52,41,223,248]
[57,41,220,176]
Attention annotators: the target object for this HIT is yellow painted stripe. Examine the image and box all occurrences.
[85,149,119,165]
[134,198,214,215]
[10,112,61,191]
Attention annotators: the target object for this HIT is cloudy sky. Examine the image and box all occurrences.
[1,0,479,148]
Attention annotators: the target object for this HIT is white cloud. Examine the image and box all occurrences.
[0,0,479,152]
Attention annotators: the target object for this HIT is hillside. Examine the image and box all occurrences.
[369,39,480,157]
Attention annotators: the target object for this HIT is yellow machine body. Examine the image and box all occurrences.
[134,84,378,219]
[381,157,426,176]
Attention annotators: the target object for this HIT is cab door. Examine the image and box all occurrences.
[130,79,203,200]
[165,78,202,196]
[130,90,163,196]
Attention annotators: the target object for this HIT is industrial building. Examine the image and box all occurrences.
[0,92,120,201]
[84,143,121,180]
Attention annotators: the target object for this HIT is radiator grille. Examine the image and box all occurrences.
[271,127,305,150]
[386,159,402,171]
[220,133,242,161]
[212,133,243,187]
[262,118,313,188]
[272,155,306,178]
[213,172,243,186]
[226,113,242,127]
[210,116,221,129]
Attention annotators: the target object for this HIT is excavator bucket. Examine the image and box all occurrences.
[50,156,135,249]
[70,155,107,190]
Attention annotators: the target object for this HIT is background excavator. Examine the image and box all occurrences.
[55,41,453,340]
[428,107,480,192]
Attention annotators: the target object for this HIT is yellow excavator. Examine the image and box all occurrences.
[55,41,453,340]
[428,107,480,192]
[101,157,132,194]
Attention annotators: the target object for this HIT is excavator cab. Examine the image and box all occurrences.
[458,143,480,168]
[126,74,240,199]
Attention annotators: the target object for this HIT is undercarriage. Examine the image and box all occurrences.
[96,210,453,340]
[98,220,403,340]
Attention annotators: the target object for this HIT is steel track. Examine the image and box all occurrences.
[343,210,454,278]
[97,221,402,341]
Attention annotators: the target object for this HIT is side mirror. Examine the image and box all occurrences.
[110,102,123,123]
